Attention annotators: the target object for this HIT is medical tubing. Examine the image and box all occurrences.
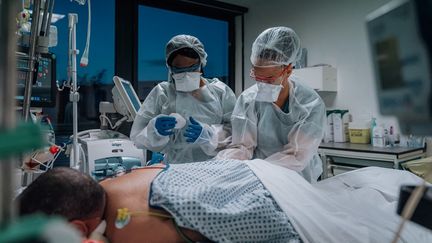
[67,25,72,83]
[42,116,56,145]
[391,181,427,243]
[172,219,195,243]
[39,0,49,36]
[46,0,55,36]
[80,0,91,66]
[113,116,128,130]
[99,114,115,130]
[131,211,172,219]
[392,166,432,243]
[22,0,41,121]
[79,143,87,172]
[133,165,167,170]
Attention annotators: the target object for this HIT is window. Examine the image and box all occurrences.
[137,5,229,99]
[115,0,247,100]
[46,0,115,133]
[52,1,115,87]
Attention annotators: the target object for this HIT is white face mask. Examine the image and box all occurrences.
[255,82,282,103]
[172,72,201,92]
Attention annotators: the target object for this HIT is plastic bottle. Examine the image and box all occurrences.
[372,124,385,147]
[324,110,335,143]
[394,134,400,146]
[384,128,389,147]
[370,118,377,145]
[389,126,395,146]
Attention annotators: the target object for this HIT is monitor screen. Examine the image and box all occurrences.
[374,37,405,91]
[366,0,432,135]
[16,52,56,107]
[121,80,141,113]
[112,76,141,121]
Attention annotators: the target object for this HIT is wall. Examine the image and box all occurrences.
[229,0,399,128]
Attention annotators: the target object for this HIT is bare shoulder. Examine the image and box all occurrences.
[102,166,209,243]
[100,167,162,191]
[101,167,174,243]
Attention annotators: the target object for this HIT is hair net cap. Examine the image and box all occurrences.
[166,35,208,67]
[250,27,302,67]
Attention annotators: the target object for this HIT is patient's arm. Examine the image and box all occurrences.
[100,168,207,243]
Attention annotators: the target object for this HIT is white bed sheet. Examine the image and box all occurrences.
[246,159,432,243]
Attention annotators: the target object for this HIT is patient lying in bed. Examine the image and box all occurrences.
[18,159,301,243]
[18,158,432,243]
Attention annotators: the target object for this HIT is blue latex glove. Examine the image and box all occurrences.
[184,117,203,143]
[147,152,164,165]
[155,116,176,136]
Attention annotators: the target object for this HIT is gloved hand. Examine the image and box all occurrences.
[148,152,164,165]
[184,117,203,143]
[155,116,176,136]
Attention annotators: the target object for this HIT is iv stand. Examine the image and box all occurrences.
[21,0,42,121]
[68,14,80,169]
[21,0,54,121]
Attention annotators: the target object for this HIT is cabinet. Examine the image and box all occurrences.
[318,142,426,179]
[292,66,337,91]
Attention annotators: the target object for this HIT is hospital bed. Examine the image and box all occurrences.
[247,159,432,243]
[108,159,432,243]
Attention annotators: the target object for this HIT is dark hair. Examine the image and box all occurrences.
[18,167,105,220]
[167,47,200,66]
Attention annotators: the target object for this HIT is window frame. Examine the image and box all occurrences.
[115,0,247,96]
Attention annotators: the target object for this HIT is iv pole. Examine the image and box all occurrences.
[22,0,42,121]
[68,14,80,169]
[60,1,91,169]
[21,0,54,122]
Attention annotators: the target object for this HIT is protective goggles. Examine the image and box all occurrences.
[249,65,288,83]
[170,63,201,74]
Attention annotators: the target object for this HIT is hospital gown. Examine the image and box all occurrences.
[149,159,301,242]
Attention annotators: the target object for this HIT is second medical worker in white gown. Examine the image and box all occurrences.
[131,35,236,163]
[218,27,326,182]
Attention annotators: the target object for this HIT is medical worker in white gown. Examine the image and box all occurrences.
[131,35,236,163]
[218,27,326,182]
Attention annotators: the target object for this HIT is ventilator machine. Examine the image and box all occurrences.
[70,76,146,181]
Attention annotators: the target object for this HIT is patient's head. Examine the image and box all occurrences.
[18,167,106,237]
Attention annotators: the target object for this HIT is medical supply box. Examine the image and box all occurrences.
[292,66,337,91]
[333,110,350,142]
[324,110,335,143]
[348,121,370,144]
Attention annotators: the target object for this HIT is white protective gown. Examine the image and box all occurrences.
[218,77,326,182]
[131,78,236,163]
